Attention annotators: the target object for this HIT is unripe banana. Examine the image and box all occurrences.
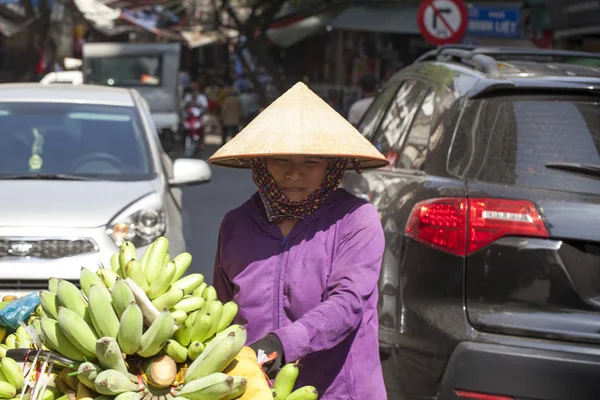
[164,253,171,266]
[273,363,299,399]
[48,277,59,294]
[97,267,119,289]
[171,310,188,325]
[174,324,192,347]
[184,325,247,382]
[0,344,7,358]
[176,373,235,400]
[96,337,130,377]
[123,278,160,326]
[57,307,98,358]
[111,278,135,319]
[110,253,123,277]
[40,290,59,320]
[114,392,141,400]
[171,252,192,283]
[186,311,198,328]
[139,241,154,272]
[119,241,138,272]
[163,339,188,363]
[56,280,90,323]
[169,274,204,296]
[80,267,111,302]
[77,362,101,390]
[31,318,43,340]
[217,301,238,333]
[88,284,120,338]
[0,358,23,390]
[0,381,16,399]
[39,317,86,361]
[191,283,207,298]
[286,386,318,400]
[143,237,169,285]
[117,302,143,355]
[172,297,204,314]
[189,313,212,343]
[206,301,224,341]
[146,262,176,300]
[203,286,217,301]
[187,341,204,361]
[152,289,184,312]
[136,309,174,358]
[124,260,149,293]
[94,369,138,395]
[3,335,15,349]
[220,376,247,400]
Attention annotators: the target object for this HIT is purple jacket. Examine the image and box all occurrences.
[213,189,386,399]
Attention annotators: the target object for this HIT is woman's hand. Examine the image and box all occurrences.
[249,333,285,379]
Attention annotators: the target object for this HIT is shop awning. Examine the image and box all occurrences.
[179,28,238,48]
[73,0,121,30]
[329,3,419,35]
[0,14,33,37]
[266,8,340,47]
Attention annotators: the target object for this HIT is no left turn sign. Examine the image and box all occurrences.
[417,0,468,46]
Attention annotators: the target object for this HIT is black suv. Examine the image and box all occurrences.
[342,46,600,400]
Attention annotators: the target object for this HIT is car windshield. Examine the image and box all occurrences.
[450,94,600,195]
[86,55,162,87]
[0,102,154,181]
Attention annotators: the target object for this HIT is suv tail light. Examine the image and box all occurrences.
[405,197,549,256]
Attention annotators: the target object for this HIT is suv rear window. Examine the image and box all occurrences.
[449,94,600,195]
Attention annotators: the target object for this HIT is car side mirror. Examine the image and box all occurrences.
[169,158,212,187]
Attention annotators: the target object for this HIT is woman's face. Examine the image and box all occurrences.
[265,156,328,202]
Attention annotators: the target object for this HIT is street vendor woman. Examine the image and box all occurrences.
[208,82,389,399]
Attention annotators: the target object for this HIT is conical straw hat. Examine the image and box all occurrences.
[208,82,389,169]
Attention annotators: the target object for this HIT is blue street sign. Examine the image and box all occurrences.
[467,6,521,39]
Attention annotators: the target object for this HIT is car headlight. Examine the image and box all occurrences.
[106,193,166,247]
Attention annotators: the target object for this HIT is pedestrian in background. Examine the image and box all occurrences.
[219,86,242,145]
[347,73,378,127]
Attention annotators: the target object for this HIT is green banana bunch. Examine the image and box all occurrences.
[56,280,91,325]
[40,317,86,361]
[57,306,98,359]
[184,325,247,383]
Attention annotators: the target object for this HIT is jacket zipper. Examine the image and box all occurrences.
[275,236,288,330]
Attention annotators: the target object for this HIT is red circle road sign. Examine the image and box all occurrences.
[417,0,468,46]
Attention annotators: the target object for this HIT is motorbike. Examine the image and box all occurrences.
[182,104,205,158]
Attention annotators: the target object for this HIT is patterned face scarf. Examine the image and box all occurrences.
[250,157,359,222]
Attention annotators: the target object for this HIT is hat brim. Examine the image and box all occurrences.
[208,152,389,170]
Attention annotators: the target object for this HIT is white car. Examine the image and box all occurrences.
[40,71,83,85]
[0,83,211,297]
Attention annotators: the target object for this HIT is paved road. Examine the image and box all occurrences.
[175,141,256,283]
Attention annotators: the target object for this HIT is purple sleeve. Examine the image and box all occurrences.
[272,203,384,362]
[212,219,234,303]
